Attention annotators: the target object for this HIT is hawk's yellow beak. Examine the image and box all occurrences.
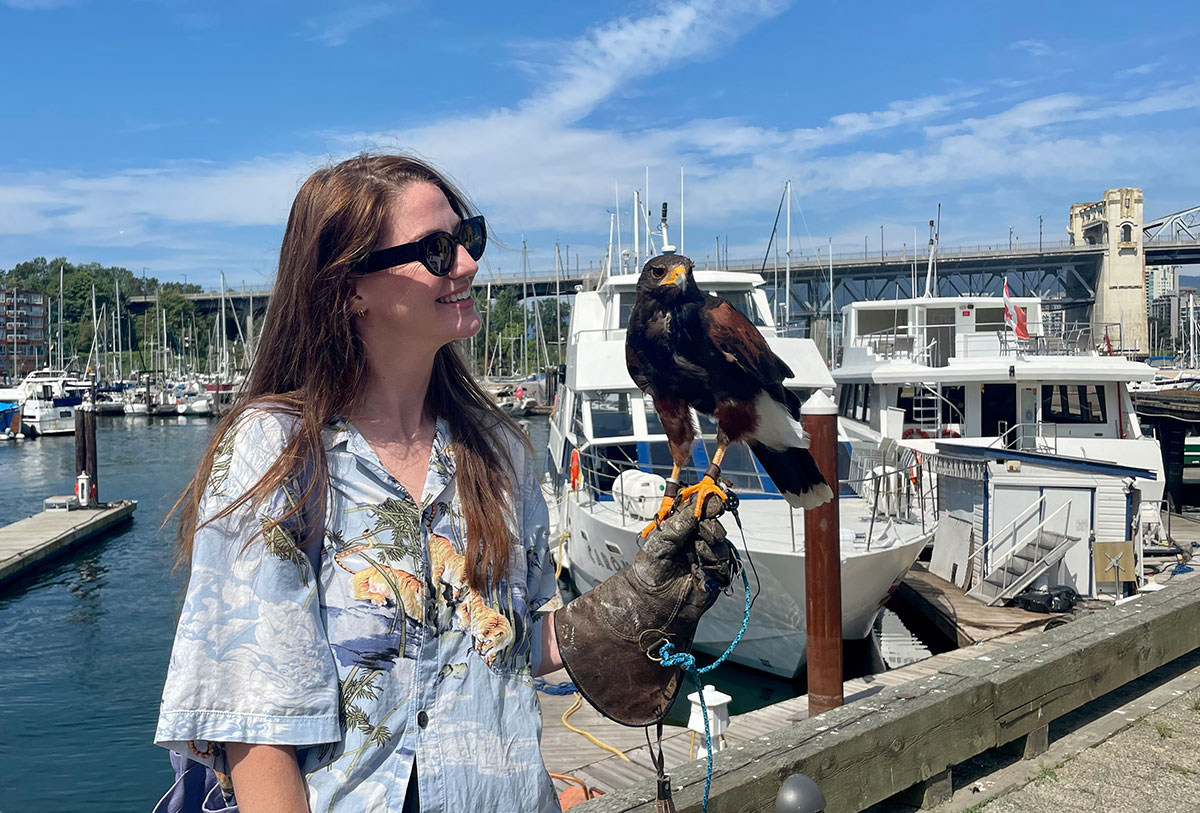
[659,265,688,289]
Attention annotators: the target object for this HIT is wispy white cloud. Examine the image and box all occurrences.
[1010,39,1051,56]
[302,3,394,47]
[1115,61,1161,79]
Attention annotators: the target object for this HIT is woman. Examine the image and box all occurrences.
[155,154,564,812]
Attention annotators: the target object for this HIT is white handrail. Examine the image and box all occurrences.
[968,495,1046,566]
[986,501,1075,590]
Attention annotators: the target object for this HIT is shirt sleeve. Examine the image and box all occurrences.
[155,409,341,760]
[521,449,559,677]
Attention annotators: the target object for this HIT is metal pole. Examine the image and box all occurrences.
[1039,216,1043,252]
[801,391,843,715]
[680,166,685,254]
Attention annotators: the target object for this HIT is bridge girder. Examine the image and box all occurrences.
[1145,204,1200,244]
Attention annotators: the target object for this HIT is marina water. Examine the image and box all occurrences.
[0,415,941,810]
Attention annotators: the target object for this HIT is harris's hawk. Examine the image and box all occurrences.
[625,253,834,532]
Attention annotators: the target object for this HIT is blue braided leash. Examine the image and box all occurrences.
[657,547,751,813]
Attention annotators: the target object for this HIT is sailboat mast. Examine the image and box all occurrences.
[632,190,640,273]
[521,240,529,377]
[829,237,835,362]
[58,265,63,369]
[784,180,792,331]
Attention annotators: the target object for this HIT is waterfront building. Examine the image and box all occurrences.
[1150,286,1198,355]
[0,285,48,380]
[1145,264,1179,314]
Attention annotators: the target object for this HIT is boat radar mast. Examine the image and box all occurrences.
[659,203,677,254]
[922,203,941,298]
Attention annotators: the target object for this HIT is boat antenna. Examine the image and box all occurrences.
[922,203,941,298]
[659,203,676,254]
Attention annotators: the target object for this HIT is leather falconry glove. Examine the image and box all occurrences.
[554,491,738,727]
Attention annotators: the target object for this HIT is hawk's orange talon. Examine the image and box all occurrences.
[678,476,727,517]
[638,495,676,538]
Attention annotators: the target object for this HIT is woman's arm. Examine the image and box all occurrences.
[226,743,309,813]
[534,609,563,677]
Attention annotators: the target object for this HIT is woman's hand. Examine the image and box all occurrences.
[226,743,309,813]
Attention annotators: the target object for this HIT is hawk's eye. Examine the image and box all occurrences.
[651,267,665,279]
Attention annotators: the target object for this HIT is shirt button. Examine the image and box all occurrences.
[417,710,429,728]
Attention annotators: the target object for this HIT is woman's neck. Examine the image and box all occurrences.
[351,352,437,439]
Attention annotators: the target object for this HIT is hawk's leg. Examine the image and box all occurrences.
[638,467,681,538]
[679,440,729,518]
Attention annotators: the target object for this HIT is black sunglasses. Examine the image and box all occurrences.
[358,215,487,277]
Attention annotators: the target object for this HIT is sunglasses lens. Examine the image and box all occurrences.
[461,218,486,260]
[424,234,456,276]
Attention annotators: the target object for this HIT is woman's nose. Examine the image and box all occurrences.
[449,243,478,279]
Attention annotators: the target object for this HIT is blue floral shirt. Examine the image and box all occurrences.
[155,409,561,812]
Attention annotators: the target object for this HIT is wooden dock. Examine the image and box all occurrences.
[895,562,1058,646]
[0,501,138,586]
[539,626,1044,798]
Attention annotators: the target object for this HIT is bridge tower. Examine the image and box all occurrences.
[1068,188,1147,353]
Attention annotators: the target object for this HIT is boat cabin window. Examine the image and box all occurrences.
[1041,385,1107,424]
[588,392,634,437]
[618,295,634,329]
[839,383,872,422]
[573,393,586,438]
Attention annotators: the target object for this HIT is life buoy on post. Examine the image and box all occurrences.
[569,449,581,491]
[940,428,961,438]
[902,427,930,440]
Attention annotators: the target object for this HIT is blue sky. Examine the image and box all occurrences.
[1,0,1197,289]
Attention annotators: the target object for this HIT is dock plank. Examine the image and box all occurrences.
[0,501,137,585]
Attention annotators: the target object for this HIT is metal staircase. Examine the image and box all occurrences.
[911,385,940,434]
[968,501,1080,606]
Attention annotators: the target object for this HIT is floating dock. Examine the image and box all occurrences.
[0,500,137,586]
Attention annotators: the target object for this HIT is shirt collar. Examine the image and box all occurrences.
[324,415,456,508]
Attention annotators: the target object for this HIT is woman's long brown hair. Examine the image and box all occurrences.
[173,153,527,591]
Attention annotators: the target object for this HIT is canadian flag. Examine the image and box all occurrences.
[1003,279,1029,340]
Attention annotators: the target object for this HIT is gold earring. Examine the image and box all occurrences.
[353,307,366,318]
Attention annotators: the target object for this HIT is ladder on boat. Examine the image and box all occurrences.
[967,499,1080,606]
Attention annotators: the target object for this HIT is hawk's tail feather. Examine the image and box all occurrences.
[749,442,835,510]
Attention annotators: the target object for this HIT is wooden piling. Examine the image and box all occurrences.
[801,391,843,716]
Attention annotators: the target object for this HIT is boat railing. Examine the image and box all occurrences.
[1001,321,1125,357]
[569,441,932,545]
[988,421,1059,454]
[572,327,627,343]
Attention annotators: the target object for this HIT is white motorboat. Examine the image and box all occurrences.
[544,266,932,679]
[12,369,78,436]
[835,294,1165,602]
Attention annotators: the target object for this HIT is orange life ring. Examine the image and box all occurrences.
[902,427,930,440]
[907,450,923,487]
[569,449,580,491]
[940,428,961,438]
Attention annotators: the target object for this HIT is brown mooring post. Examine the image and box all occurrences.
[84,397,98,504]
[801,391,843,715]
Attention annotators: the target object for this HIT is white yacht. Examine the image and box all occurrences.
[835,295,1164,603]
[544,268,932,679]
[10,369,78,436]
